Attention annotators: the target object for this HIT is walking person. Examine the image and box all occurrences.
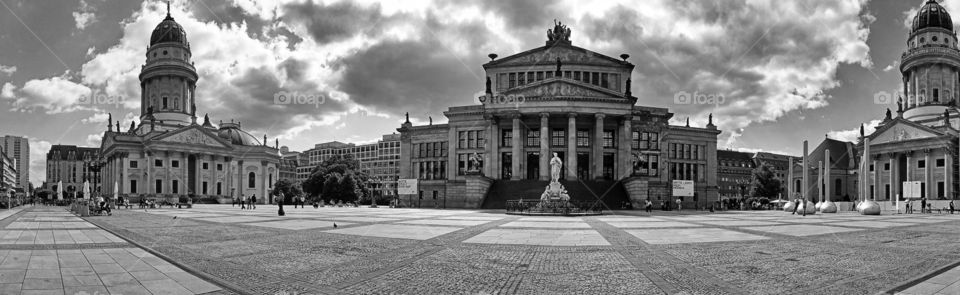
[676,198,682,212]
[240,195,246,210]
[792,199,799,215]
[950,200,955,214]
[251,194,257,210]
[921,198,927,214]
[645,200,653,213]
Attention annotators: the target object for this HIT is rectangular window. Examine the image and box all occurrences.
[937,158,945,167]
[603,131,615,148]
[458,154,467,175]
[526,130,540,147]
[172,160,179,168]
[918,160,926,168]
[592,72,600,86]
[869,164,874,171]
[441,142,448,156]
[154,159,163,167]
[202,181,208,195]
[217,183,222,195]
[155,179,162,194]
[217,164,223,171]
[509,73,516,88]
[551,129,566,147]
[884,163,891,170]
[527,72,534,83]
[670,144,676,159]
[649,155,659,176]
[576,129,590,147]
[633,131,641,149]
[477,131,485,148]
[130,180,137,194]
[459,131,466,149]
[502,129,513,147]
[518,72,525,85]
[564,71,571,79]
[601,73,609,88]
[468,131,476,149]
[172,180,179,194]
[546,71,553,79]
[202,162,209,170]
[574,71,581,81]
[129,161,138,168]
[650,133,659,150]
[537,71,544,81]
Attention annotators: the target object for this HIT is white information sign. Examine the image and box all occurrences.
[672,180,694,197]
[397,179,418,195]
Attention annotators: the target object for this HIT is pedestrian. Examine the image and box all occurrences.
[645,200,652,213]
[277,195,285,216]
[792,199,799,215]
[801,200,807,217]
[906,201,911,214]
[921,198,927,214]
[676,198,682,212]
[950,201,955,214]
[251,194,257,209]
[240,196,246,210]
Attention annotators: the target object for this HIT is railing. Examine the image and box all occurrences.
[505,199,604,215]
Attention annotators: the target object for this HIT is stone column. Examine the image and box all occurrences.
[511,115,521,180]
[873,158,878,201]
[890,155,895,201]
[802,141,808,201]
[491,117,500,179]
[925,151,931,199]
[907,153,912,183]
[594,114,605,180]
[566,113,577,180]
[787,157,794,198]
[539,113,550,181]
[825,149,831,202]
[620,116,633,179]
[946,150,953,199]
[485,117,495,178]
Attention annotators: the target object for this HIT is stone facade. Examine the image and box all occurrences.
[397,22,720,209]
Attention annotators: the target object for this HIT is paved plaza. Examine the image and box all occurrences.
[62,204,960,294]
[0,207,222,295]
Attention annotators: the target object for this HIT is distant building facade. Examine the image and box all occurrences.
[1,150,17,194]
[298,134,402,198]
[43,145,100,197]
[717,150,755,200]
[2,135,29,191]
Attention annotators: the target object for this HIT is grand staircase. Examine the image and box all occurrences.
[480,179,630,209]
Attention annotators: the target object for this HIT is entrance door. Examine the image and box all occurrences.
[603,153,615,180]
[577,152,590,180]
[898,154,907,200]
[526,152,540,180]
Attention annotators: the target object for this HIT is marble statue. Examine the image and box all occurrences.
[549,152,562,182]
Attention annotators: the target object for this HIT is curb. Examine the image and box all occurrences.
[879,259,960,295]
[82,213,253,295]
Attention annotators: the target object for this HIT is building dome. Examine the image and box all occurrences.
[912,0,953,33]
[217,124,261,146]
[150,14,188,47]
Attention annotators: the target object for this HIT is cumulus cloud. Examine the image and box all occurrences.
[4,76,92,113]
[827,119,882,142]
[85,134,102,146]
[73,0,96,30]
[81,113,109,124]
[0,83,14,99]
[0,64,15,76]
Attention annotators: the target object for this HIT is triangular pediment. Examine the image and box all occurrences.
[503,79,626,99]
[153,126,230,148]
[487,44,629,68]
[869,119,945,145]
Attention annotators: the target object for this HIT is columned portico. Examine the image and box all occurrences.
[511,115,521,180]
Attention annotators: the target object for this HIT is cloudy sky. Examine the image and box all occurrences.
[0,0,946,186]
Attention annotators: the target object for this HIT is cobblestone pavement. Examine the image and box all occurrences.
[83,205,960,295]
[0,206,224,295]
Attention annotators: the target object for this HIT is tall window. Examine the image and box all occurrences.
[162,96,168,109]
[551,129,566,146]
[509,73,516,88]
[130,180,137,194]
[202,181,208,194]
[518,72,525,85]
[602,131,615,148]
[526,130,540,147]
[172,180,179,194]
[576,130,590,147]
[155,179,162,194]
[468,131,476,148]
[458,154,467,175]
[217,183,222,195]
[502,129,513,147]
[248,172,256,188]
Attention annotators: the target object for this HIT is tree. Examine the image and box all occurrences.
[303,154,370,199]
[321,172,343,201]
[749,162,782,199]
[271,179,302,204]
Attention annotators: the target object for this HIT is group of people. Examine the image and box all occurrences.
[233,194,257,210]
[642,198,684,212]
[904,198,956,214]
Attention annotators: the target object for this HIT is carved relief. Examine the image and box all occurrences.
[160,129,223,147]
[499,48,617,67]
[516,82,607,98]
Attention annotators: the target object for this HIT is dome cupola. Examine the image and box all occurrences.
[913,0,954,33]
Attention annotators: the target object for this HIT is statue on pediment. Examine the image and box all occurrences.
[547,19,571,43]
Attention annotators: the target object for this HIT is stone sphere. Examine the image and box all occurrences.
[783,201,796,212]
[815,201,823,211]
[798,200,817,214]
[859,200,881,215]
[820,201,838,213]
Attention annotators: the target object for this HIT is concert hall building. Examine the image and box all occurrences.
[397,22,721,209]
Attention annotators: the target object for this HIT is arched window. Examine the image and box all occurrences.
[933,88,940,102]
[268,174,273,188]
[248,172,256,188]
[162,96,168,109]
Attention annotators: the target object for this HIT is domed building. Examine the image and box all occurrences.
[858,0,960,203]
[98,6,280,204]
